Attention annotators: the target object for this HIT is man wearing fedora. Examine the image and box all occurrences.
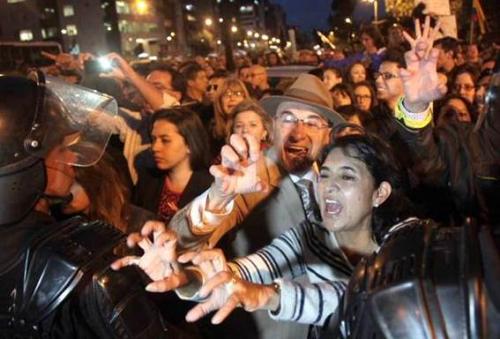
[159,73,345,339]
[170,73,344,254]
[112,74,344,339]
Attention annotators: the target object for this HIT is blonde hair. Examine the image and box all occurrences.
[226,99,273,145]
[212,77,250,140]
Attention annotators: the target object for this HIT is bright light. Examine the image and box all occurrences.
[231,25,238,33]
[136,0,148,15]
[313,44,320,50]
[217,40,222,45]
[250,43,256,48]
[185,4,193,10]
[167,36,172,41]
[276,39,281,44]
[247,30,253,36]
[253,32,260,38]
[219,17,224,23]
[261,34,269,41]
[170,32,175,37]
[237,42,242,47]
[204,18,213,26]
[345,17,352,24]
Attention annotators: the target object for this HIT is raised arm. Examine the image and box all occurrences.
[105,52,165,111]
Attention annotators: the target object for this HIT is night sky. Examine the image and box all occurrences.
[273,0,332,33]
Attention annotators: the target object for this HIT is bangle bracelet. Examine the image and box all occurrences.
[270,281,281,315]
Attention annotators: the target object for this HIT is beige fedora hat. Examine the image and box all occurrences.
[260,73,345,125]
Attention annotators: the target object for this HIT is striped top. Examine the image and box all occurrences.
[230,220,353,325]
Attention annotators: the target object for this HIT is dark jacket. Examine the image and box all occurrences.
[394,100,500,228]
[134,168,213,217]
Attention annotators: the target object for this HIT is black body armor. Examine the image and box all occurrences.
[315,219,500,338]
[0,215,170,338]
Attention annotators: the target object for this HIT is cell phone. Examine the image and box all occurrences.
[84,57,112,74]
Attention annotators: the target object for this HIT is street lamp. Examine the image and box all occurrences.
[231,25,238,33]
[363,0,378,23]
[204,18,213,26]
[345,17,352,24]
[135,0,148,15]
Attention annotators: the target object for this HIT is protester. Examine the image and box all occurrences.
[322,66,343,90]
[228,99,273,147]
[134,108,212,223]
[353,80,377,112]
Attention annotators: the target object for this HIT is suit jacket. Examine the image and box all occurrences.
[134,168,213,218]
[169,150,310,339]
[170,149,307,251]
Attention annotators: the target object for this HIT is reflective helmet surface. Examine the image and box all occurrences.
[0,73,118,226]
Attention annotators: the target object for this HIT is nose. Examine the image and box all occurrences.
[289,120,307,140]
[151,139,161,153]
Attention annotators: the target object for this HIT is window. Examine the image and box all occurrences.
[63,5,75,17]
[66,25,78,36]
[116,1,130,14]
[41,27,58,39]
[19,29,33,41]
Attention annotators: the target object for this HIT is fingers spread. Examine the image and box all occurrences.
[211,295,240,324]
[199,271,233,298]
[145,275,184,293]
[190,249,226,266]
[141,220,167,237]
[429,20,441,42]
[126,233,144,247]
[155,229,178,247]
[229,134,250,162]
[422,16,430,38]
[110,255,139,270]
[178,250,198,264]
[402,30,415,48]
[186,302,214,322]
[415,18,422,38]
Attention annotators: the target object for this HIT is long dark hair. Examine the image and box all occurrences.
[321,133,413,244]
[151,107,210,171]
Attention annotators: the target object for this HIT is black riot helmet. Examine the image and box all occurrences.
[0,71,117,226]
[328,219,500,339]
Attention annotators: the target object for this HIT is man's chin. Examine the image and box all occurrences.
[282,154,314,174]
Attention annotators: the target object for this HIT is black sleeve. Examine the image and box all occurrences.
[49,266,170,339]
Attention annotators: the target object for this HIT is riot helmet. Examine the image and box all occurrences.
[0,71,117,226]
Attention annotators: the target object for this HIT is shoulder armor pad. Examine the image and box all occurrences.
[339,219,492,339]
[16,217,124,326]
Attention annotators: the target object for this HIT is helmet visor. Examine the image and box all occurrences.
[26,75,117,167]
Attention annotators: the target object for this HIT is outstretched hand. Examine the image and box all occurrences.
[400,16,447,110]
[179,250,279,324]
[207,134,268,211]
[111,220,188,292]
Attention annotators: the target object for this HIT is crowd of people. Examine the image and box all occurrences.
[1,10,500,339]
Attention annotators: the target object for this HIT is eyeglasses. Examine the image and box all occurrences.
[455,84,475,92]
[355,94,371,101]
[277,111,330,130]
[207,84,219,92]
[249,72,265,78]
[222,90,245,99]
[374,72,399,80]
